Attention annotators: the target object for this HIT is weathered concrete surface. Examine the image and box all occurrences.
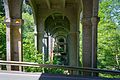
[4,0,23,71]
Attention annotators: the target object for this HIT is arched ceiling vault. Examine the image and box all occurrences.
[28,0,82,31]
[29,0,81,10]
[45,13,70,36]
[53,31,68,38]
[51,28,68,36]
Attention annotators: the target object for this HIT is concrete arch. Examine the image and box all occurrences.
[44,13,70,35]
[54,35,67,43]
[51,28,68,36]
[44,12,70,25]
[42,10,71,23]
[51,26,69,33]
[53,31,68,38]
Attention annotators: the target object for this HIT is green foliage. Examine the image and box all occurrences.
[44,68,64,74]
[98,0,120,78]
[22,12,44,72]
[22,2,32,15]
[0,16,6,60]
[0,0,5,16]
[44,60,64,74]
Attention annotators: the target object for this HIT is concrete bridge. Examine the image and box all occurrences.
[1,0,120,79]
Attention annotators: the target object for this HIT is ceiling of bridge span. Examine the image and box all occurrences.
[28,0,81,36]
[45,13,70,36]
[30,0,79,9]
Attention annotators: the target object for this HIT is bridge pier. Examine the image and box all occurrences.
[82,17,92,76]
[4,0,23,71]
[68,32,79,75]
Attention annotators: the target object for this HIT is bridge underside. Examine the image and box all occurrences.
[3,0,99,76]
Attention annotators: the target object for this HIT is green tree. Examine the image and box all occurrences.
[0,16,6,60]
[22,12,44,72]
[98,0,120,78]
[0,0,5,16]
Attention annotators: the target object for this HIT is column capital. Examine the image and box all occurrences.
[5,18,24,27]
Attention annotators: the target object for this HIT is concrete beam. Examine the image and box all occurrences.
[45,0,51,9]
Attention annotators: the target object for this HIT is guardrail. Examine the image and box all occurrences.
[0,60,120,75]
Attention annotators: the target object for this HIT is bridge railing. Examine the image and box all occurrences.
[0,60,120,75]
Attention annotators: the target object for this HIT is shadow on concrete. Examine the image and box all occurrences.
[38,73,120,80]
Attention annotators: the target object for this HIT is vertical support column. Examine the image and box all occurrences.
[48,36,53,63]
[91,16,100,76]
[4,0,23,71]
[82,17,92,76]
[37,32,44,53]
[68,32,79,75]
[48,35,51,62]
[5,18,23,71]
[43,34,48,61]
[91,0,99,76]
[37,17,44,54]
[37,17,45,66]
[34,25,37,49]
[6,19,11,71]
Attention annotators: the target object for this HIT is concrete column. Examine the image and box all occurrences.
[4,0,23,71]
[91,16,100,76]
[34,25,37,49]
[82,17,92,76]
[48,36,53,63]
[37,32,44,54]
[68,32,79,75]
[5,18,23,71]
[37,17,44,54]
[91,0,99,76]
[43,34,49,61]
